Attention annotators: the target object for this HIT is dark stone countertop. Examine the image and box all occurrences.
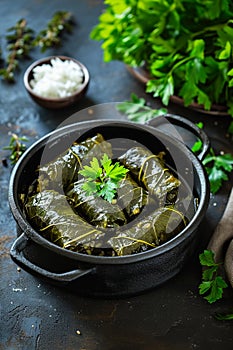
[0,1,233,349]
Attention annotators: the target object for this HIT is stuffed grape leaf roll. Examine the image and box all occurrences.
[66,179,127,228]
[117,174,149,219]
[118,146,180,205]
[108,206,187,256]
[38,133,112,190]
[25,189,106,254]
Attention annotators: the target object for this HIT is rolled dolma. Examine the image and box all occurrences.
[66,179,127,228]
[38,133,112,190]
[118,146,180,204]
[117,174,149,219]
[25,189,106,254]
[108,206,187,256]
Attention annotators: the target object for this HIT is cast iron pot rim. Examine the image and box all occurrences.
[8,119,210,265]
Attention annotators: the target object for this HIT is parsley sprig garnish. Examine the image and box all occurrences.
[199,250,228,304]
[79,154,128,203]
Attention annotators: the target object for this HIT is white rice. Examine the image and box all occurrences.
[30,57,84,98]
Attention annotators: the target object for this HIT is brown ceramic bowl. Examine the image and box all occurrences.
[24,55,90,109]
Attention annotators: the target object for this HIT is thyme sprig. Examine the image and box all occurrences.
[0,19,34,82]
[3,133,28,165]
[33,11,73,52]
[0,11,73,82]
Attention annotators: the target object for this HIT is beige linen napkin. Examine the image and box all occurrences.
[207,187,233,287]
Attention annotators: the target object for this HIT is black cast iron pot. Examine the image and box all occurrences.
[9,115,210,297]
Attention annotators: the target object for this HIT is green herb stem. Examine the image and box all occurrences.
[191,22,227,39]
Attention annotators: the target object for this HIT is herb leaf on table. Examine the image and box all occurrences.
[199,250,228,304]
[117,93,167,123]
[3,133,28,165]
[201,147,233,194]
[191,123,233,194]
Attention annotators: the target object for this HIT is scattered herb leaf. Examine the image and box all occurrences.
[191,122,233,194]
[3,133,28,164]
[79,154,128,203]
[199,250,228,304]
[117,93,167,123]
[203,149,233,194]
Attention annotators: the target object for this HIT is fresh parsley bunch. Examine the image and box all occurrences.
[91,0,233,121]
[79,154,128,203]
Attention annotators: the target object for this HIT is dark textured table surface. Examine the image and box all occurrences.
[0,1,233,349]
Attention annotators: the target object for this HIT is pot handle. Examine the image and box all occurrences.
[147,113,210,161]
[10,233,94,283]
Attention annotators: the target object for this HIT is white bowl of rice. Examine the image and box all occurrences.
[24,56,90,109]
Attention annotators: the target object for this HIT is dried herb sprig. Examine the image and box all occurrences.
[0,11,73,82]
[33,11,73,52]
[3,133,28,164]
[0,19,34,82]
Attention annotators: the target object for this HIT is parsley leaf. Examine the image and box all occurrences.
[199,250,228,304]
[199,249,216,267]
[203,149,233,194]
[117,93,167,123]
[192,122,233,194]
[191,122,204,153]
[79,154,128,203]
